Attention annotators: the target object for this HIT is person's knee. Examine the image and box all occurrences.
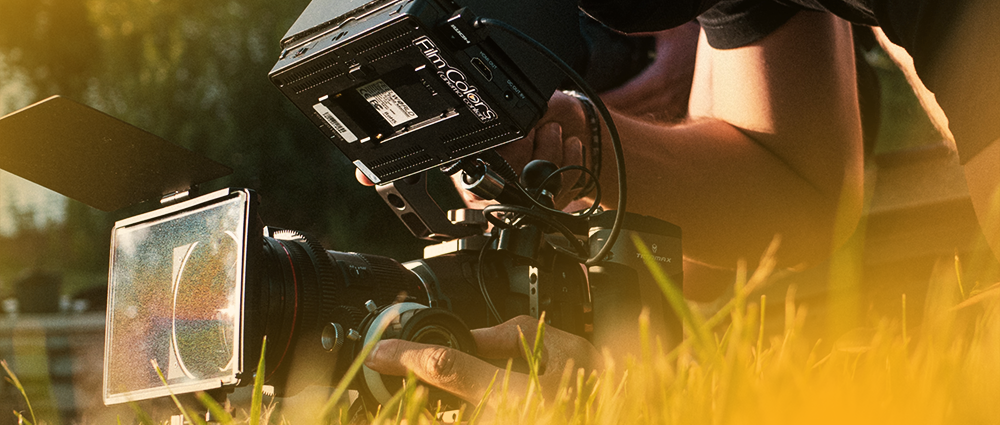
[964,139,1000,262]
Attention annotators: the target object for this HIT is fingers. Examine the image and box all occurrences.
[557,136,585,206]
[471,315,552,374]
[455,91,591,207]
[533,122,564,166]
[471,315,544,359]
[497,122,583,175]
[365,338,529,405]
[365,317,606,408]
[495,130,536,173]
[540,92,589,139]
[474,316,605,374]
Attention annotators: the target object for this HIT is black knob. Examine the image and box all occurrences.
[521,159,561,194]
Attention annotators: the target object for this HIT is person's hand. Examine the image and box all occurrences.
[459,92,590,209]
[364,315,604,409]
[497,91,590,170]
[359,91,593,208]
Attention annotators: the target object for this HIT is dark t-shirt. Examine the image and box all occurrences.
[579,0,1000,162]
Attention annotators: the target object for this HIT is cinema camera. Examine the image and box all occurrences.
[0,0,682,418]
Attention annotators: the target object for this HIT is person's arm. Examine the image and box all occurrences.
[600,21,701,122]
[523,11,863,299]
[363,10,864,402]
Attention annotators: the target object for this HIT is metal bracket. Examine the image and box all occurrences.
[375,172,479,241]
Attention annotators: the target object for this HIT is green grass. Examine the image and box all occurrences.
[4,247,1000,424]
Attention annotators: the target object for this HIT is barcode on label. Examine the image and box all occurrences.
[312,103,358,143]
[357,79,417,127]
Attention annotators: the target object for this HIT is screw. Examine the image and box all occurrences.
[321,323,343,352]
[347,329,361,341]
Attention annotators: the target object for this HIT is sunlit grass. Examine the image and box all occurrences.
[4,246,999,424]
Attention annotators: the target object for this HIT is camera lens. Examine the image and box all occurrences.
[251,229,426,395]
[399,308,473,348]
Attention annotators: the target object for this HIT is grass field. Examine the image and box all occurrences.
[4,243,999,425]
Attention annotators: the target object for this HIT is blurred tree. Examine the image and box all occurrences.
[0,0,99,97]
[1,0,429,286]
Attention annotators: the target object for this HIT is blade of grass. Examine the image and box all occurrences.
[318,323,387,421]
[517,319,545,421]
[595,371,627,423]
[632,235,713,355]
[402,372,428,424]
[756,295,767,373]
[250,337,267,425]
[492,358,515,420]
[151,359,207,425]
[430,398,442,425]
[371,374,418,423]
[517,315,546,391]
[581,372,600,424]
[395,378,407,424]
[2,360,36,425]
[13,410,32,425]
[468,370,498,424]
[196,392,234,425]
[955,251,966,299]
[127,402,156,425]
[452,404,467,425]
[902,293,908,348]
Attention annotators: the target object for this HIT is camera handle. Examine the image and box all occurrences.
[375,172,481,241]
[374,152,537,241]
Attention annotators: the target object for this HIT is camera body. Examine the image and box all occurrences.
[100,185,681,410]
[0,0,682,417]
[100,0,683,411]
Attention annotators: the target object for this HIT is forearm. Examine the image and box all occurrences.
[587,112,857,269]
[582,12,863,271]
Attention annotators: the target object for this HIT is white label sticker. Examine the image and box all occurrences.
[357,79,418,127]
[312,103,358,143]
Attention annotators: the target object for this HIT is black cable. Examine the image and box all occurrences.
[475,18,627,266]
[507,175,601,219]
[483,204,590,261]
[534,165,602,217]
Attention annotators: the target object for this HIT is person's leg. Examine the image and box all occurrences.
[964,140,1000,262]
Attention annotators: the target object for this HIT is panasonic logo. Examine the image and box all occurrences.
[413,36,497,123]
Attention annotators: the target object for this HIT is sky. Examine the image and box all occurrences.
[1,54,67,236]
[0,171,67,236]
